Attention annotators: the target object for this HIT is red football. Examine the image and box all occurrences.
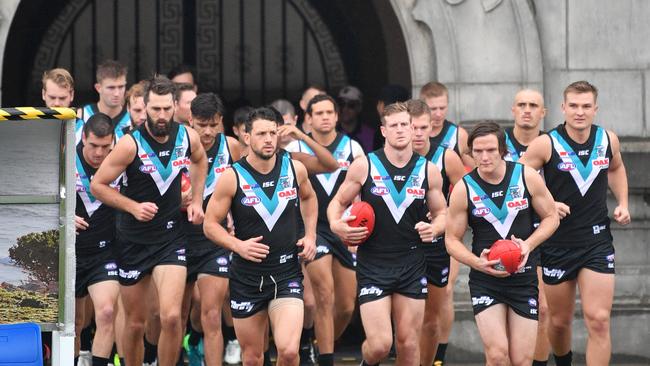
[181,171,192,192]
[488,239,522,274]
[342,201,375,246]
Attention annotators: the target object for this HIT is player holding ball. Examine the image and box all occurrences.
[445,121,559,365]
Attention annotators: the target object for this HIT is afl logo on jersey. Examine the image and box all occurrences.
[557,162,575,171]
[371,186,390,196]
[139,164,157,174]
[472,207,491,217]
[241,196,261,206]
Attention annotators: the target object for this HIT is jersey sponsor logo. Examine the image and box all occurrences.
[472,194,488,201]
[592,158,609,167]
[279,253,294,264]
[217,257,229,266]
[472,207,491,217]
[278,188,297,199]
[441,267,449,276]
[98,240,107,248]
[241,196,261,206]
[559,151,575,157]
[592,224,606,234]
[262,181,275,188]
[288,281,300,288]
[119,269,141,280]
[491,190,504,198]
[159,150,170,157]
[407,187,425,198]
[577,149,589,156]
[557,162,575,171]
[204,135,232,199]
[139,164,158,174]
[543,267,566,279]
[166,221,175,230]
[371,186,390,196]
[231,300,254,313]
[104,262,117,270]
[506,198,529,210]
[316,245,330,254]
[528,298,537,307]
[359,286,383,297]
[393,175,406,181]
[508,185,522,199]
[472,296,494,306]
[172,157,191,167]
[420,277,428,286]
[338,160,351,169]
[606,253,615,268]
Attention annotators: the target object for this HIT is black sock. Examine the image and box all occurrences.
[223,325,236,342]
[300,327,312,347]
[143,336,158,363]
[188,326,203,346]
[80,325,93,351]
[361,360,379,366]
[554,351,573,366]
[176,348,185,366]
[532,360,548,366]
[318,353,334,366]
[434,343,448,362]
[119,357,125,366]
[263,350,272,366]
[92,355,110,366]
[74,357,79,366]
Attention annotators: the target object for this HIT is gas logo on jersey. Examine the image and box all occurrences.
[278,188,297,199]
[592,158,609,167]
[214,165,230,174]
[557,162,575,171]
[338,160,351,169]
[241,196,261,206]
[172,157,191,167]
[371,186,390,196]
[472,207,491,217]
[407,187,425,198]
[139,164,157,174]
[506,198,529,210]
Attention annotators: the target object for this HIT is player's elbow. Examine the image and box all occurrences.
[89,180,103,199]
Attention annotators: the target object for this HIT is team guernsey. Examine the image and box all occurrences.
[75,104,132,143]
[116,122,191,285]
[541,123,615,283]
[357,150,429,304]
[75,143,119,296]
[431,120,460,155]
[186,134,233,281]
[228,152,303,317]
[286,134,362,268]
[463,161,538,319]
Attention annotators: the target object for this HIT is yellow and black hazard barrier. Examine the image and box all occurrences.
[0,106,76,121]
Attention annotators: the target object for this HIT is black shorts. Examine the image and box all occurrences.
[186,247,231,282]
[229,271,304,318]
[116,235,187,286]
[356,256,427,305]
[469,277,539,320]
[309,232,356,270]
[541,241,615,285]
[422,237,450,288]
[76,248,118,298]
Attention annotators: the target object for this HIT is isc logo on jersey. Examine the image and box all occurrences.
[407,187,425,199]
[278,188,297,199]
[472,207,491,217]
[557,162,575,171]
[506,198,529,210]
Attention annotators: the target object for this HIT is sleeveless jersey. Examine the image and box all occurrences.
[289,133,358,230]
[463,161,536,284]
[419,139,451,249]
[543,123,612,246]
[230,152,300,276]
[186,134,233,251]
[504,127,546,162]
[75,104,131,143]
[116,122,191,245]
[359,149,428,265]
[75,143,120,255]
[431,120,460,155]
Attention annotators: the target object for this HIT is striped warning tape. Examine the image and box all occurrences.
[0,107,76,121]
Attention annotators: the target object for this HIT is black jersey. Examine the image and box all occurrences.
[543,123,613,247]
[117,122,191,245]
[463,161,536,284]
[230,152,300,276]
[76,104,131,143]
[431,120,460,155]
[359,149,428,265]
[186,134,233,251]
[424,139,451,200]
[75,143,120,255]
[504,127,546,162]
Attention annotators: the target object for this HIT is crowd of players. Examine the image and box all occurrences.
[39,59,630,366]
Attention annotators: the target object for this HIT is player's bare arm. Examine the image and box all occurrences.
[90,135,158,222]
[203,168,269,263]
[293,159,317,261]
[187,127,207,224]
[419,161,447,241]
[280,124,338,173]
[606,130,631,225]
[327,156,369,245]
[226,136,242,161]
[445,181,508,278]
[458,127,475,167]
[444,149,467,185]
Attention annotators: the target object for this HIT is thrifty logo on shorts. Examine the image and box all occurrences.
[359,286,383,297]
[543,267,565,279]
[119,269,141,280]
[231,301,254,313]
[472,296,494,306]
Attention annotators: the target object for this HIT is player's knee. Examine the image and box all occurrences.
[126,319,145,335]
[538,301,549,326]
[485,345,509,366]
[276,344,299,365]
[95,303,116,328]
[242,349,264,366]
[510,351,533,366]
[313,282,335,306]
[159,309,182,331]
[202,307,222,331]
[421,315,440,337]
[366,334,392,360]
[395,335,419,356]
[584,309,610,336]
[549,310,572,330]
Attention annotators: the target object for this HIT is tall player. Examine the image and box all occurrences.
[74,113,121,366]
[91,76,207,366]
[408,99,465,366]
[328,102,447,366]
[204,107,318,366]
[446,121,559,365]
[520,81,630,366]
[287,94,364,366]
[506,89,552,365]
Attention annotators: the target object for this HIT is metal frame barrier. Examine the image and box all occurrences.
[0,107,77,365]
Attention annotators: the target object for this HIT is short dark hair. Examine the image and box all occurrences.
[144,75,176,104]
[167,64,196,81]
[191,93,225,120]
[306,94,338,116]
[174,82,195,101]
[406,99,430,119]
[245,107,282,133]
[96,60,127,83]
[564,80,598,102]
[233,106,254,127]
[83,112,114,138]
[468,121,507,158]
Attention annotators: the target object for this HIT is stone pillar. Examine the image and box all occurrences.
[0,1,20,104]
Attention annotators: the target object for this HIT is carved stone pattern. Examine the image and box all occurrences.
[445,0,504,13]
[159,0,183,73]
[195,0,219,91]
